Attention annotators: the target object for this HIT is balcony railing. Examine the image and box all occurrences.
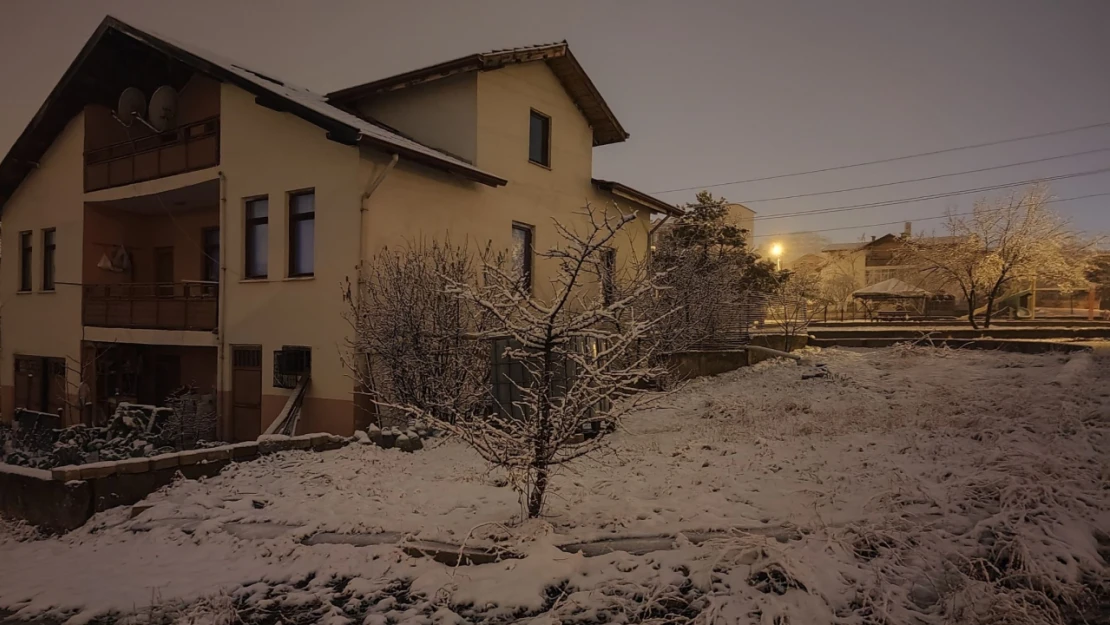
[84,116,220,192]
[83,282,218,331]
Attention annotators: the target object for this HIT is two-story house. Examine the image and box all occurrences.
[0,17,678,440]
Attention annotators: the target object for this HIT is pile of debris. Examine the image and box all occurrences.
[1,401,222,469]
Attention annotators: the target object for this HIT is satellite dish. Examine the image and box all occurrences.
[116,87,146,126]
[148,86,178,132]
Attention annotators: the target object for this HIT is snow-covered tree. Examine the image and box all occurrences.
[648,191,784,350]
[899,186,1091,328]
[361,206,672,519]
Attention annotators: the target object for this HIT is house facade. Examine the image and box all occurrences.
[0,18,677,439]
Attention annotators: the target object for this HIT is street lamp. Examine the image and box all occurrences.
[770,243,783,270]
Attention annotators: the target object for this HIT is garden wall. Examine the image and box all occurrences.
[667,334,809,379]
[0,434,347,532]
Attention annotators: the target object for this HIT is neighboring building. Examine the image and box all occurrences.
[724,203,755,238]
[0,17,678,438]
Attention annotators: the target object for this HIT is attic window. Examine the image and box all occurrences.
[529,110,551,167]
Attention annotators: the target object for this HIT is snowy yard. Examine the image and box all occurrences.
[1,346,1108,624]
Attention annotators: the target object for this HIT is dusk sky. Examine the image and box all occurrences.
[3,0,1108,250]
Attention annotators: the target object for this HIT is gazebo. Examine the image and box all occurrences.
[852,278,930,320]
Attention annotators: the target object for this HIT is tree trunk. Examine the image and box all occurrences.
[527,465,548,518]
[966,292,979,330]
[983,295,995,329]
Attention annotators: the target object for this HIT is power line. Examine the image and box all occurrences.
[734,147,1110,204]
[748,165,1110,222]
[750,191,1110,239]
[651,120,1110,195]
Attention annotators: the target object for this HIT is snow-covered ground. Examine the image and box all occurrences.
[1,346,1107,624]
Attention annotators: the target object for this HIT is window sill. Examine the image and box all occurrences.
[239,277,270,284]
[39,289,56,294]
[528,159,551,171]
[283,275,315,282]
[15,290,32,295]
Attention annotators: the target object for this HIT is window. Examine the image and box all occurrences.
[244,197,269,278]
[512,223,534,293]
[600,248,616,305]
[528,110,550,167]
[42,229,56,291]
[288,190,315,277]
[201,227,220,283]
[19,231,32,292]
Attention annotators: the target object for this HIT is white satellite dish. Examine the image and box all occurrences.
[148,86,178,132]
[115,87,146,127]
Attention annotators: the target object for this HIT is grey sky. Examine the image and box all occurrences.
[2,0,1108,249]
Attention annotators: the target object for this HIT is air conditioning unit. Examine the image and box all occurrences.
[273,346,311,389]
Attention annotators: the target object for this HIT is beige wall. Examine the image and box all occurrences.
[725,203,756,238]
[0,115,86,423]
[356,73,478,164]
[218,82,364,436]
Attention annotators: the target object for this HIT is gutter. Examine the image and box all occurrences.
[217,171,229,440]
[360,154,400,277]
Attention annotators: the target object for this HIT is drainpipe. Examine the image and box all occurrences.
[217,171,229,440]
[359,154,399,275]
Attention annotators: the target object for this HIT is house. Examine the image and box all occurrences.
[0,17,679,440]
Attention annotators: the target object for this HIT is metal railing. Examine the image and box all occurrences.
[84,116,220,192]
[82,282,218,331]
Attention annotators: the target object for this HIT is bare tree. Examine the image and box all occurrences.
[365,205,672,519]
[899,186,1090,328]
[343,239,491,427]
[765,267,825,349]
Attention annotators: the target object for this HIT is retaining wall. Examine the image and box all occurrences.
[0,434,347,532]
[807,337,1093,354]
[667,334,809,379]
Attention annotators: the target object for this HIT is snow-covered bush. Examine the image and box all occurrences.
[344,239,492,428]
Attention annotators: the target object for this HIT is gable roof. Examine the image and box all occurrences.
[327,43,629,147]
[822,242,866,253]
[0,17,506,211]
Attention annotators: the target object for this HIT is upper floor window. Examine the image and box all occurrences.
[528,110,551,167]
[512,223,534,294]
[288,190,315,277]
[42,229,56,291]
[245,197,269,279]
[202,227,220,283]
[19,231,32,292]
[600,248,616,306]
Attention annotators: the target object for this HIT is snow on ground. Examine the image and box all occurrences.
[1,346,1107,624]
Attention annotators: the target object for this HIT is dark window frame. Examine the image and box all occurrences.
[528,109,551,167]
[600,247,617,306]
[19,231,32,292]
[244,197,269,279]
[512,222,535,294]
[288,189,315,278]
[42,228,56,292]
[201,227,220,283]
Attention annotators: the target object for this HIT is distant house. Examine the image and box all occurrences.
[0,17,679,438]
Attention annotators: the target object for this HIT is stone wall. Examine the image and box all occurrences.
[0,433,347,532]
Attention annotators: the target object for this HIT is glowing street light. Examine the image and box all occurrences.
[770,242,784,270]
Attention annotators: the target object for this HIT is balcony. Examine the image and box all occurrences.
[83,282,218,331]
[84,117,219,192]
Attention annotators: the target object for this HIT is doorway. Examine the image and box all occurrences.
[231,345,263,442]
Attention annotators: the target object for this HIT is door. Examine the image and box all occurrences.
[153,354,181,405]
[231,346,263,442]
[154,246,174,297]
[13,356,42,412]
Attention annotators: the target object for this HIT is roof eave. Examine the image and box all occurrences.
[360,135,506,187]
[593,179,681,217]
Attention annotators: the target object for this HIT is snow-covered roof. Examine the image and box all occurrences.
[853,278,929,297]
[0,16,506,210]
